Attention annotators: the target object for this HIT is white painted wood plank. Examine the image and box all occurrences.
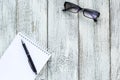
[48,0,78,80]
[0,0,16,56]
[79,0,110,80]
[16,0,48,80]
[110,0,120,80]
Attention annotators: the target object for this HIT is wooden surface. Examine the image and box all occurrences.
[0,0,118,80]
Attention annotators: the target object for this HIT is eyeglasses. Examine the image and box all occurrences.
[63,2,100,22]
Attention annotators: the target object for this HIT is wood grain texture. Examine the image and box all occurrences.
[16,0,48,80]
[110,0,120,80]
[79,0,110,80]
[0,0,16,56]
[0,0,116,80]
[47,0,78,80]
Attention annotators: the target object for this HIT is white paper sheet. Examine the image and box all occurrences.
[0,33,51,80]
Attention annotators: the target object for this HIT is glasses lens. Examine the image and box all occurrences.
[64,2,80,13]
[84,11,93,19]
[67,7,79,13]
[83,9,100,19]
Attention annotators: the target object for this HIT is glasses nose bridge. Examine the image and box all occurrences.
[78,7,84,11]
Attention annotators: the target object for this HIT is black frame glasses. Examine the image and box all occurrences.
[63,2,100,22]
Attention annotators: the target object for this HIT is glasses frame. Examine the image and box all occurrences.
[63,2,100,22]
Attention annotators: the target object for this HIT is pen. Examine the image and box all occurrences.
[21,40,37,75]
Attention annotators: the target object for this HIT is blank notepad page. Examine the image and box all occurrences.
[0,33,51,80]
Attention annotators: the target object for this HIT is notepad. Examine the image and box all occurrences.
[0,32,51,80]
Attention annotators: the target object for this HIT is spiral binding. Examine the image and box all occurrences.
[18,32,52,56]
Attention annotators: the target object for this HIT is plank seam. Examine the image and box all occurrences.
[109,0,111,80]
[47,0,49,80]
[78,0,80,80]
